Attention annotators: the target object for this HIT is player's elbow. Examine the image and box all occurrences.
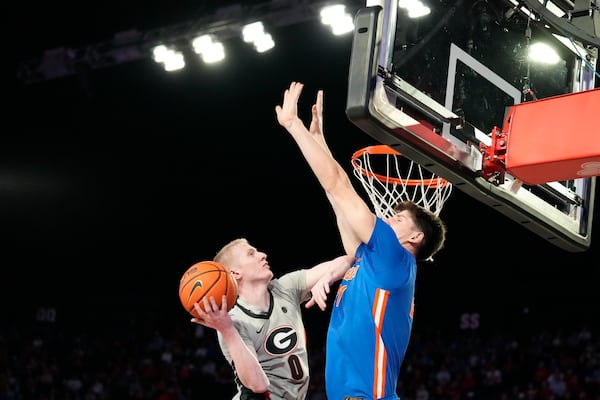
[323,169,351,197]
[239,372,270,394]
[246,379,270,394]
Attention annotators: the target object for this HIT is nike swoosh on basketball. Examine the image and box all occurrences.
[187,281,203,302]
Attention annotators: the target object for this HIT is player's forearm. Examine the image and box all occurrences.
[327,255,355,283]
[327,193,361,255]
[305,254,353,288]
[285,118,345,194]
[220,327,270,393]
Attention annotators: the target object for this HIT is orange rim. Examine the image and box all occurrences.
[351,145,450,187]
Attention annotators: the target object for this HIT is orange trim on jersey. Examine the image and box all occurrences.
[372,288,389,399]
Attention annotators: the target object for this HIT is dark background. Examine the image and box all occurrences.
[8,1,600,344]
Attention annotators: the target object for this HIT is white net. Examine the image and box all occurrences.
[351,146,453,218]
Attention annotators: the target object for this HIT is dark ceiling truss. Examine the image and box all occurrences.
[16,0,364,84]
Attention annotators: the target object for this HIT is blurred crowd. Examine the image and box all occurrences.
[1,307,599,400]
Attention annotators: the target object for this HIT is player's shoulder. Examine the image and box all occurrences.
[269,270,306,300]
[272,269,305,288]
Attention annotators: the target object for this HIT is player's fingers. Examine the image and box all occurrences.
[316,301,326,311]
[221,295,228,311]
[291,82,303,97]
[310,291,324,311]
[305,297,315,309]
[193,302,205,315]
[316,90,323,111]
[207,296,220,309]
[202,297,214,312]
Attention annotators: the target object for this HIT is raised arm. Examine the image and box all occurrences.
[306,89,360,254]
[275,81,375,253]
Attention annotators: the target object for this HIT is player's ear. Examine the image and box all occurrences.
[409,231,424,245]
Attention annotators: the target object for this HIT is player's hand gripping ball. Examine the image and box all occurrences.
[179,261,239,318]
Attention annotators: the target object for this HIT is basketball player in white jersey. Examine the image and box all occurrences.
[192,238,354,400]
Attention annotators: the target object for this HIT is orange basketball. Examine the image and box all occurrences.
[179,260,239,318]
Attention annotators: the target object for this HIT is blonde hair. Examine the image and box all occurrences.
[213,238,248,268]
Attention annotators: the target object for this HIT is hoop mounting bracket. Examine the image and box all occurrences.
[479,126,507,186]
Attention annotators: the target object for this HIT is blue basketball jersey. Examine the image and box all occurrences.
[325,217,416,400]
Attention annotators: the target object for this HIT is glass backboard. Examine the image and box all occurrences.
[346,0,598,251]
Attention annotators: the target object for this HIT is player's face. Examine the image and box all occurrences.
[232,242,274,283]
[385,210,422,243]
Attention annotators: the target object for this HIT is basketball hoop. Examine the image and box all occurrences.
[351,145,453,217]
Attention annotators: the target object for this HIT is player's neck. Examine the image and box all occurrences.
[238,286,271,310]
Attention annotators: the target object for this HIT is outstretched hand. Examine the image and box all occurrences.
[275,81,304,130]
[276,81,331,153]
[305,276,332,311]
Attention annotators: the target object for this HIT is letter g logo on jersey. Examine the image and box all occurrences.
[264,326,298,355]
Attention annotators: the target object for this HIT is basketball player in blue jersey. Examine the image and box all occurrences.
[276,82,447,400]
[191,238,354,400]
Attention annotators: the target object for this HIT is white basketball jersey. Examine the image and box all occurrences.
[217,270,312,400]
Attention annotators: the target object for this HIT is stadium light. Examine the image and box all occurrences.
[242,22,275,53]
[320,5,355,35]
[192,35,225,64]
[152,45,186,71]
